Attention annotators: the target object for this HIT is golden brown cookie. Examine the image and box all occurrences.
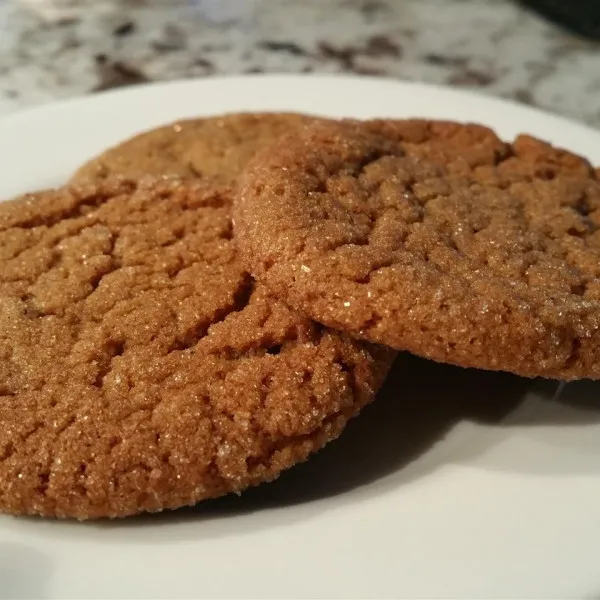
[235,118,600,380]
[70,113,317,185]
[0,177,394,519]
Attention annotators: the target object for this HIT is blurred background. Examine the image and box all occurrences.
[0,0,599,125]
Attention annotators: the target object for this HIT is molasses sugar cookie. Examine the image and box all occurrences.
[235,119,600,380]
[0,177,394,519]
[70,113,317,185]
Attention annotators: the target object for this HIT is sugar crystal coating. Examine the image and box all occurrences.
[70,113,319,185]
[235,119,600,380]
[0,177,393,519]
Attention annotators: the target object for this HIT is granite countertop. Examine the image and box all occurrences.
[0,0,599,126]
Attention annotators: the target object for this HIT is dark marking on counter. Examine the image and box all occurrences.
[194,57,215,73]
[318,35,402,71]
[93,55,150,92]
[113,21,135,37]
[448,69,495,86]
[514,88,534,105]
[364,35,402,58]
[364,35,402,57]
[424,53,468,67]
[259,41,310,57]
[318,41,356,70]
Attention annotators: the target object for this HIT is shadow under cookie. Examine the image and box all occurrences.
[88,353,600,537]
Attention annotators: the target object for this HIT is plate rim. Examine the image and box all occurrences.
[0,73,598,138]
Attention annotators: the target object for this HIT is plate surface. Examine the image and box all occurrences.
[1,75,600,600]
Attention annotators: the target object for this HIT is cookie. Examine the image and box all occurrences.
[70,112,316,185]
[235,118,600,380]
[0,177,394,519]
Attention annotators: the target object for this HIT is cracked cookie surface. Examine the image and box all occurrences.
[235,119,600,380]
[0,177,394,519]
[70,113,317,185]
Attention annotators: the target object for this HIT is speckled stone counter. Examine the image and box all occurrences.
[0,0,599,126]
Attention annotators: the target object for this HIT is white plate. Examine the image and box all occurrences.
[1,75,600,600]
